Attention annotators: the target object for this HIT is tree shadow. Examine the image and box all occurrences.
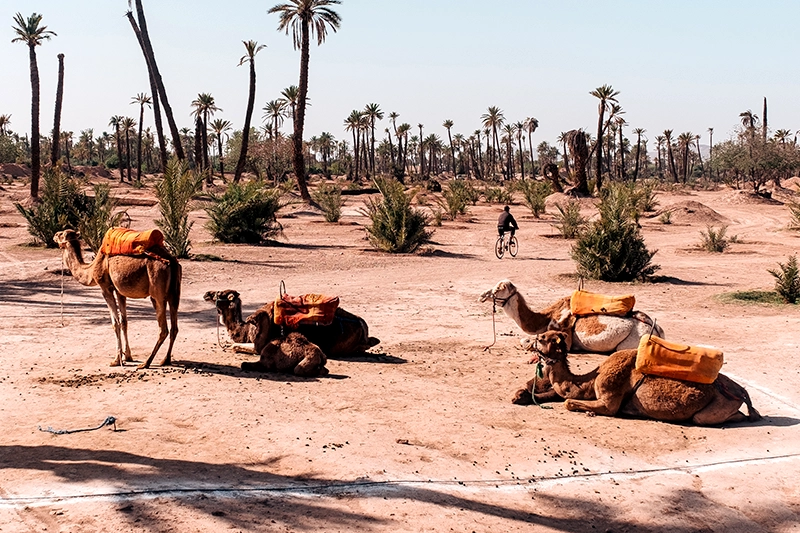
[419,249,478,260]
[650,275,730,287]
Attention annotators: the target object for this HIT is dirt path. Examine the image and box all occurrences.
[1,181,799,532]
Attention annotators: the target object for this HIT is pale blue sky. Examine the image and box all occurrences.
[2,0,798,149]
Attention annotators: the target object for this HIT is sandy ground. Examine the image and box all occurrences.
[1,177,800,532]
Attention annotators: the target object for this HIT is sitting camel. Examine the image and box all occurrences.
[241,332,328,377]
[480,279,664,353]
[517,331,761,425]
[54,229,181,369]
[203,290,380,358]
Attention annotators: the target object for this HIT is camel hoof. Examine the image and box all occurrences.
[136,363,150,370]
[110,360,121,367]
[512,389,533,405]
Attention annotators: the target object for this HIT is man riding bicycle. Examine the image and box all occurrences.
[497,205,518,237]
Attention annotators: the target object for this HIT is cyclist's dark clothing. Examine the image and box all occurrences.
[497,211,518,236]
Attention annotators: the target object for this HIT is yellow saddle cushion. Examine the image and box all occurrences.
[101,227,164,257]
[636,335,723,384]
[570,290,635,317]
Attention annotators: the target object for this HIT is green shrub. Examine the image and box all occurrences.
[483,185,514,205]
[154,160,203,257]
[699,225,729,253]
[312,183,343,223]
[518,180,551,218]
[206,180,284,244]
[14,168,91,247]
[768,255,800,304]
[571,185,660,281]
[552,200,587,239]
[459,180,481,205]
[658,211,672,225]
[77,183,128,252]
[635,180,659,212]
[441,181,469,220]
[363,177,432,253]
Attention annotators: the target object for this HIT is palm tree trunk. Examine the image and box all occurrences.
[234,59,256,183]
[595,105,605,191]
[28,43,41,198]
[126,11,168,170]
[447,130,456,176]
[217,135,225,180]
[202,112,210,171]
[125,129,133,182]
[50,54,65,167]
[292,20,312,201]
[136,104,144,181]
[619,127,626,181]
[132,0,184,161]
[633,135,642,182]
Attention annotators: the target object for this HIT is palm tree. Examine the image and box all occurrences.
[396,122,410,182]
[557,131,571,179]
[60,131,73,173]
[654,135,665,180]
[481,106,504,175]
[268,0,341,202]
[50,53,65,167]
[263,99,288,140]
[589,84,620,191]
[209,119,232,180]
[632,128,646,181]
[12,12,56,199]
[615,115,627,180]
[234,40,265,183]
[122,117,137,182]
[524,117,539,176]
[473,129,484,179]
[190,93,221,170]
[0,114,11,136]
[663,129,678,183]
[127,0,184,161]
[317,131,334,177]
[363,103,383,176]
[280,85,300,127]
[568,129,589,195]
[501,123,514,180]
[124,8,167,168]
[677,132,694,183]
[707,127,714,181]
[109,115,124,182]
[131,93,152,181]
[344,110,363,181]
[417,124,426,176]
[442,119,455,176]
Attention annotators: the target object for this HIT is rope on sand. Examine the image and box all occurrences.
[38,416,117,435]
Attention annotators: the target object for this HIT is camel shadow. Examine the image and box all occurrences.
[746,415,800,428]
[420,249,479,260]
[650,275,730,287]
[176,361,332,382]
[332,352,406,364]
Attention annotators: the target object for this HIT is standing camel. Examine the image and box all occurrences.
[54,229,181,368]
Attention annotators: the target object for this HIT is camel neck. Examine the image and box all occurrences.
[504,292,552,335]
[546,359,599,399]
[221,304,251,343]
[62,240,97,287]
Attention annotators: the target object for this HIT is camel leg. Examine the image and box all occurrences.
[138,296,169,370]
[117,294,133,362]
[100,287,124,367]
[293,356,324,377]
[159,297,179,367]
[692,391,747,426]
[565,395,625,417]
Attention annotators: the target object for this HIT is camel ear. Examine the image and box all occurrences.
[556,332,567,349]
[548,319,562,331]
[227,292,237,301]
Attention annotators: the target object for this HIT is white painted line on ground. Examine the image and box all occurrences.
[725,372,800,414]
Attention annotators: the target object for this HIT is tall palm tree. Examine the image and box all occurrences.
[209,119,232,180]
[268,0,341,202]
[280,85,300,127]
[125,8,167,168]
[589,84,619,191]
[614,116,627,180]
[263,99,288,140]
[109,115,124,182]
[524,117,539,176]
[442,119,455,176]
[12,12,55,199]
[663,129,678,183]
[0,114,11,136]
[51,53,65,167]
[654,135,665,180]
[632,128,646,181]
[131,93,152,181]
[568,129,589,195]
[707,127,714,181]
[122,117,137,182]
[344,110,363,181]
[234,40,265,183]
[190,93,221,170]
[60,131,73,173]
[677,132,695,184]
[363,103,383,176]
[481,106,504,175]
[127,0,184,161]
[501,123,514,180]
[473,129,484,179]
[396,122,410,182]
[557,131,571,179]
[317,131,334,177]
[417,124,425,176]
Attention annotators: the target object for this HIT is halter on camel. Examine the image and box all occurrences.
[482,285,517,351]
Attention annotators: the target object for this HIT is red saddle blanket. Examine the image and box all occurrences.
[101,227,164,257]
[274,293,339,328]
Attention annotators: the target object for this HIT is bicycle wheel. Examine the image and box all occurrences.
[508,235,518,257]
[494,236,505,259]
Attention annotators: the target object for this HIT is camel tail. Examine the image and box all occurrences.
[741,388,762,422]
[717,374,762,422]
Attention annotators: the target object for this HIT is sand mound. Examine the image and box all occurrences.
[74,165,113,179]
[720,189,783,205]
[545,191,598,209]
[655,201,729,224]
[0,163,31,178]
[782,177,800,192]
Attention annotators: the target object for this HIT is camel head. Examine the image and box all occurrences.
[53,229,80,249]
[203,290,242,317]
[525,330,569,365]
[479,279,518,304]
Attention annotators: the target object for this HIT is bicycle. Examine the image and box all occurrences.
[495,232,518,259]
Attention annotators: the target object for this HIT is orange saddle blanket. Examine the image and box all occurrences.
[101,227,164,257]
[274,293,339,328]
[635,335,723,384]
[570,290,635,317]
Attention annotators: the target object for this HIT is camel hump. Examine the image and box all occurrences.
[101,227,165,257]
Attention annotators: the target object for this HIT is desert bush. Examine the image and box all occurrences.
[571,185,660,281]
[431,208,443,227]
[77,183,128,252]
[768,255,800,304]
[483,185,514,205]
[206,180,284,244]
[658,211,672,225]
[312,183,343,223]
[363,177,432,253]
[518,180,551,218]
[699,225,729,253]
[155,160,203,257]
[635,180,659,212]
[441,181,469,220]
[788,202,800,229]
[552,200,587,239]
[14,168,91,247]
